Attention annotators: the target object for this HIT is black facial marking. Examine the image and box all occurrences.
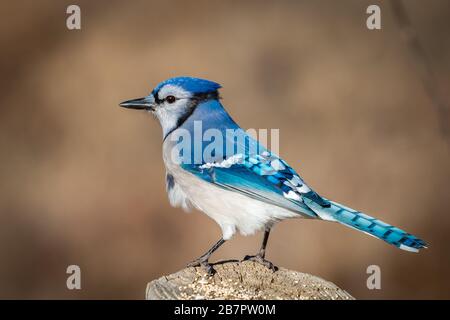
[166,173,175,191]
[162,90,220,141]
[153,92,163,104]
[191,91,220,103]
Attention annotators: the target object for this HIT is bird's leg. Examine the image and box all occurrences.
[243,227,277,271]
[187,238,225,275]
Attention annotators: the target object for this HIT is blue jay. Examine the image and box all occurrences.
[120,76,426,274]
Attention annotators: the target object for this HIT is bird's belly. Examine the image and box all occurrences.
[167,165,298,240]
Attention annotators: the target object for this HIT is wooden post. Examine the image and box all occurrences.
[146,261,354,300]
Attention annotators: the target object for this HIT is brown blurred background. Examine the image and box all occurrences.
[0,0,449,299]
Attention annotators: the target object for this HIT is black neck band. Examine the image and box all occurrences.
[162,91,220,141]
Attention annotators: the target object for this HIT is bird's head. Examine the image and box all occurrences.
[120,77,221,137]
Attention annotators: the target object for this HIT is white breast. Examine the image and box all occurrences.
[162,139,299,240]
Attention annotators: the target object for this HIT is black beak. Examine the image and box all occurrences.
[119,97,155,110]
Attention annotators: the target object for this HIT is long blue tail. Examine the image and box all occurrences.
[303,198,427,252]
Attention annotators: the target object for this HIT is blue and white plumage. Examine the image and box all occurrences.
[120,77,426,271]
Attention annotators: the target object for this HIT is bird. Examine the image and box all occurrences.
[119,76,427,274]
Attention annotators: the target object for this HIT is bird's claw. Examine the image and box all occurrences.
[243,254,277,272]
[187,258,215,275]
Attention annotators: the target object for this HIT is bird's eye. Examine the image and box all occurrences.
[166,95,176,104]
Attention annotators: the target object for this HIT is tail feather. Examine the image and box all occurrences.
[303,198,427,252]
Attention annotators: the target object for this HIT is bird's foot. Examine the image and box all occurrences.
[187,257,215,275]
[242,254,277,272]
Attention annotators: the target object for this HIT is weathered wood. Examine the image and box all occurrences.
[146,260,354,300]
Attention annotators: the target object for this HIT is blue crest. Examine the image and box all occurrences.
[152,77,222,95]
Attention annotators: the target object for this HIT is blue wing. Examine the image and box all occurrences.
[169,99,427,252]
[180,131,329,218]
